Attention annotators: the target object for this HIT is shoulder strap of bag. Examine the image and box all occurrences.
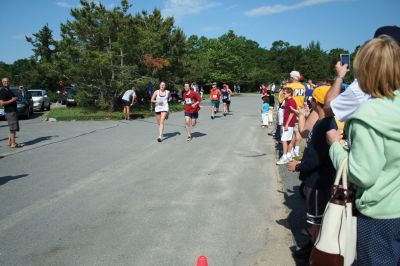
[332,156,350,199]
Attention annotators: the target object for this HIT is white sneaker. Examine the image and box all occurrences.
[276,156,288,165]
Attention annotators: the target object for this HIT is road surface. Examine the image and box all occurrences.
[0,94,293,265]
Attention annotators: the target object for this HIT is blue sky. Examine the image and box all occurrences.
[1,0,399,64]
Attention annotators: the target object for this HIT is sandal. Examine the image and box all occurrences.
[10,143,24,148]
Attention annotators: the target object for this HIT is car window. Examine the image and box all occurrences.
[30,91,43,97]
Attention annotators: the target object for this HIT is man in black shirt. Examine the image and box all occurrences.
[0,77,23,148]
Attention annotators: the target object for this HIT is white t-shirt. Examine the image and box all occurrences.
[122,89,136,102]
[331,79,370,122]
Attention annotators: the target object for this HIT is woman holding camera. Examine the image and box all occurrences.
[327,36,400,265]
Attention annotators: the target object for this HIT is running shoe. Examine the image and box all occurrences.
[157,137,162,142]
[276,156,288,165]
[187,136,192,141]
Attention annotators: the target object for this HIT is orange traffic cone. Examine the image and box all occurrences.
[196,256,208,266]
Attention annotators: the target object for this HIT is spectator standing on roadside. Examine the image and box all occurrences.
[147,81,155,111]
[200,86,204,99]
[276,87,297,164]
[324,25,400,120]
[260,94,270,128]
[121,86,137,120]
[261,83,268,95]
[287,85,337,246]
[305,79,315,107]
[0,77,24,148]
[327,36,400,266]
[271,82,276,93]
[287,71,306,157]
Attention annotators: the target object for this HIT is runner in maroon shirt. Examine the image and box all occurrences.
[182,82,202,141]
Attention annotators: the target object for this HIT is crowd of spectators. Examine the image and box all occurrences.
[271,25,400,265]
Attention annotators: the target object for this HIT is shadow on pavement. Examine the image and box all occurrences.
[191,132,207,138]
[130,113,145,119]
[163,131,181,140]
[23,135,59,146]
[278,164,311,266]
[0,174,29,186]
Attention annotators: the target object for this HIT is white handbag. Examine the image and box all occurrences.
[309,157,357,266]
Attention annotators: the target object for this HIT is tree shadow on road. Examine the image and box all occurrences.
[23,135,59,146]
[0,174,29,186]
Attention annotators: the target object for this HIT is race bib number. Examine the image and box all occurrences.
[185,98,193,104]
[212,94,218,100]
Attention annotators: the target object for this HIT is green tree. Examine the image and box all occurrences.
[58,0,141,110]
[0,62,10,80]
[26,24,58,63]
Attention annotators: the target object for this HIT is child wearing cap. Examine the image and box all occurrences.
[287,85,338,245]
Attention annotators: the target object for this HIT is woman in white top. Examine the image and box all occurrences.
[151,81,172,142]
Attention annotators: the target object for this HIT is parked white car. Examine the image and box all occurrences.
[29,89,51,111]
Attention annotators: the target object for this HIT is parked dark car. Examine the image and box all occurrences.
[0,87,34,119]
[58,87,77,107]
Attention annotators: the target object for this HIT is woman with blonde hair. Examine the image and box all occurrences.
[327,36,400,265]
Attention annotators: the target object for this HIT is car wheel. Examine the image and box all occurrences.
[46,103,51,111]
[40,103,44,111]
[25,108,30,119]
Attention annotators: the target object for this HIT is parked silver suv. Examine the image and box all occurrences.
[29,89,51,111]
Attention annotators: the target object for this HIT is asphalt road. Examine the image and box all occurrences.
[0,94,293,266]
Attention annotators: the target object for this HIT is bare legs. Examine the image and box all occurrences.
[185,116,197,139]
[156,112,167,140]
[223,102,228,115]
[8,131,16,146]
[123,106,130,120]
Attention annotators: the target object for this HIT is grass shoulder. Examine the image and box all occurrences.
[47,102,185,121]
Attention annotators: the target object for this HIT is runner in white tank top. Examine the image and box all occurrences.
[151,81,171,142]
[154,90,169,112]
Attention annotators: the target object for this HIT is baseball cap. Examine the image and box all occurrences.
[374,25,400,45]
[290,71,300,81]
[312,85,330,104]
